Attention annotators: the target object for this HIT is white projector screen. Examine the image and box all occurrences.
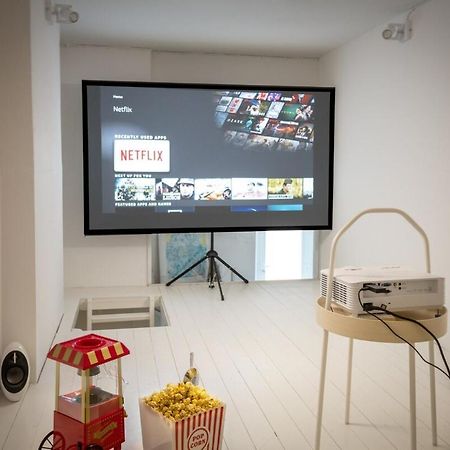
[83,81,335,235]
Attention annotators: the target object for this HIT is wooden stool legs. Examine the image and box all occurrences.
[315,329,329,450]
[345,338,354,425]
[409,345,417,450]
[315,336,439,450]
[429,341,437,446]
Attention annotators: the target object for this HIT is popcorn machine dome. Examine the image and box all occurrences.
[39,334,130,450]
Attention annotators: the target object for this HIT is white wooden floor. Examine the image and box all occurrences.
[1,280,450,449]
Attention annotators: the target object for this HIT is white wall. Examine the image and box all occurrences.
[61,46,152,287]
[0,0,64,380]
[30,0,65,377]
[151,51,318,85]
[319,0,450,343]
[0,176,2,355]
[0,0,37,375]
[62,48,318,286]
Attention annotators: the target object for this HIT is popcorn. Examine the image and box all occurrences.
[143,382,222,421]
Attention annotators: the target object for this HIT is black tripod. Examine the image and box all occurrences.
[166,232,249,300]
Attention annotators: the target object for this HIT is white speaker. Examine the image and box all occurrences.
[1,342,30,402]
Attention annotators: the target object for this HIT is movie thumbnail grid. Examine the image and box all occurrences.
[214,90,315,152]
[115,177,314,202]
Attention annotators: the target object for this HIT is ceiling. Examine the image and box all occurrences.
[60,0,426,58]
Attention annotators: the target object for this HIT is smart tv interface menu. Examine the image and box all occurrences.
[83,81,334,234]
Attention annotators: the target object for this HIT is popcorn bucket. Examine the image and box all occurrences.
[139,398,226,450]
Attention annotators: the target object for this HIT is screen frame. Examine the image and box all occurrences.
[82,80,335,236]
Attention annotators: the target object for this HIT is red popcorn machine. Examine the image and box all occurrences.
[39,334,130,450]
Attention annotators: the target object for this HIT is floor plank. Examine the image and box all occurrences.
[1,280,449,450]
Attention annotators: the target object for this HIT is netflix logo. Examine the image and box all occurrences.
[114,139,170,172]
[120,149,163,162]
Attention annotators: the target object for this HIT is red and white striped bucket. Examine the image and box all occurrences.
[139,398,226,450]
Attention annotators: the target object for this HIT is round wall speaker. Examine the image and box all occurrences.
[1,342,30,402]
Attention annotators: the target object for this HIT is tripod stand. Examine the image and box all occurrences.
[165,232,249,300]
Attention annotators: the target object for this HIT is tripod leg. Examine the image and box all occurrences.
[214,255,249,283]
[166,255,208,286]
[212,258,224,301]
[207,256,215,288]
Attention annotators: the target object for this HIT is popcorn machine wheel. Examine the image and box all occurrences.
[38,431,103,449]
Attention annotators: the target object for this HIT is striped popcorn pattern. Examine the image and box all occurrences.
[174,405,225,450]
[47,334,130,370]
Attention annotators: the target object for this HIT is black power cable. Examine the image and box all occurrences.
[369,306,450,376]
[358,287,450,381]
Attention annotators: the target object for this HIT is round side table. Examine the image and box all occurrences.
[315,208,448,450]
[315,298,447,450]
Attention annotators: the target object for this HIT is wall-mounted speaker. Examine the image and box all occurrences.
[1,342,30,402]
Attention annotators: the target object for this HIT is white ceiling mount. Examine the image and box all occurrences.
[45,0,79,24]
[382,7,415,43]
[382,21,411,41]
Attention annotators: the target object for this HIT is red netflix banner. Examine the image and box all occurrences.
[114,139,170,172]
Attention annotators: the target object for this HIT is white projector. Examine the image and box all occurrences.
[320,266,445,315]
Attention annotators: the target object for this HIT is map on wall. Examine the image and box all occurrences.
[159,233,208,282]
